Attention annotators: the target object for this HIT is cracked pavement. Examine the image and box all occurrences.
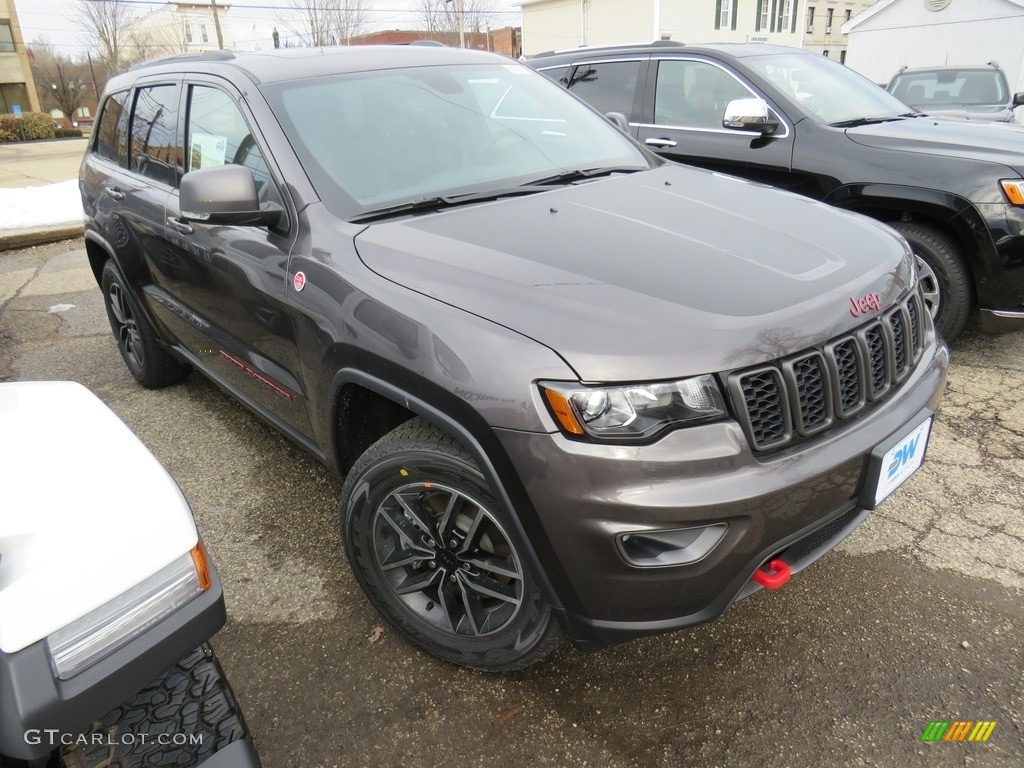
[2,239,1022,768]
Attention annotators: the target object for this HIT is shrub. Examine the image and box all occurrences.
[0,129,17,143]
[21,112,55,140]
[0,114,18,137]
[62,126,83,138]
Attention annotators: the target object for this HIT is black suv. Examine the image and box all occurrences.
[528,42,1024,340]
[81,46,947,671]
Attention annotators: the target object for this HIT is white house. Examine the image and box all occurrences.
[128,1,234,57]
[842,0,1024,89]
[517,0,807,56]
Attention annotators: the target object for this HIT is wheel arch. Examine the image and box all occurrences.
[825,183,985,302]
[84,230,117,287]
[327,368,569,615]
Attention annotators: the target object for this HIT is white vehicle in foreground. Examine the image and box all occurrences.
[0,382,259,768]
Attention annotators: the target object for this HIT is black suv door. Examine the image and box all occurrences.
[634,56,795,189]
[158,78,310,437]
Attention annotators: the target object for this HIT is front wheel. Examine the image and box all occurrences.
[340,419,563,671]
[890,221,971,341]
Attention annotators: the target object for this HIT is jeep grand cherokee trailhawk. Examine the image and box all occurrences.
[80,45,949,670]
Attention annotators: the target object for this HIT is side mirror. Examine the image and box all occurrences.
[605,111,630,134]
[723,98,781,136]
[179,164,280,227]
[1013,92,1024,107]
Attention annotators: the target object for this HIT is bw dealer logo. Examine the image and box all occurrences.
[887,432,923,481]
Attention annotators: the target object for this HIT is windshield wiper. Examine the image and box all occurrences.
[829,116,905,128]
[349,186,552,223]
[524,166,647,186]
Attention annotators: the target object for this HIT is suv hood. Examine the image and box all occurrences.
[355,166,913,381]
[845,116,1024,170]
[0,382,198,653]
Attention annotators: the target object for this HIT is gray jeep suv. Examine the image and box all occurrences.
[80,45,948,670]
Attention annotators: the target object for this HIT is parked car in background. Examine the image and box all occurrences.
[81,45,947,671]
[0,382,259,768]
[528,42,1024,340]
[886,63,1024,124]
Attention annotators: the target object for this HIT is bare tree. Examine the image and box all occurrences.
[417,0,499,40]
[329,0,369,45]
[74,0,140,74]
[279,0,333,47]
[27,40,92,121]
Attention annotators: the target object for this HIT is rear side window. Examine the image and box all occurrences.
[130,85,182,186]
[94,90,130,167]
[566,61,641,116]
[537,66,569,84]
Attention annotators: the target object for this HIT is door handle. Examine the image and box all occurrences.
[645,137,678,148]
[166,217,194,235]
[104,187,125,201]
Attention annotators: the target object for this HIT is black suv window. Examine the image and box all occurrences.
[566,61,641,115]
[130,85,182,186]
[94,90,130,167]
[654,60,751,129]
[186,85,272,198]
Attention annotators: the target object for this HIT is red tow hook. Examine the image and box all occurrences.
[753,559,791,590]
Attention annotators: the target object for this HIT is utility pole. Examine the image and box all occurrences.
[210,0,225,50]
[87,52,100,100]
[458,0,465,48]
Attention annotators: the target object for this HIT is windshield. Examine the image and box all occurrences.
[745,52,909,125]
[888,69,1008,108]
[261,63,650,219]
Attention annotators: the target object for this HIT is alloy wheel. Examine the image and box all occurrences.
[371,482,524,637]
[107,283,144,370]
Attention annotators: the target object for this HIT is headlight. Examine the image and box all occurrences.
[540,376,727,441]
[46,544,211,679]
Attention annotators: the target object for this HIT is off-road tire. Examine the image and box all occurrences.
[890,221,971,341]
[340,418,563,671]
[101,261,189,389]
[61,645,250,768]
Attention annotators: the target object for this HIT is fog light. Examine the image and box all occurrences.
[617,523,728,567]
[47,548,207,679]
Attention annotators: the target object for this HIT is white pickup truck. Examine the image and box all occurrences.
[0,382,260,768]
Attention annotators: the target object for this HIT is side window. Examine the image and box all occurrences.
[654,60,752,129]
[566,61,641,116]
[185,85,272,198]
[537,66,569,85]
[130,85,182,186]
[94,90,130,167]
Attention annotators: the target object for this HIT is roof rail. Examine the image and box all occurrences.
[531,39,686,58]
[131,50,237,71]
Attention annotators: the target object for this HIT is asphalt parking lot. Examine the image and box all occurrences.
[1,238,1022,768]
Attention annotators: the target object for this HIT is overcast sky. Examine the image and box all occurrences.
[15,0,524,55]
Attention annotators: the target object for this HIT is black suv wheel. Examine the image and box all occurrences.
[101,261,189,389]
[340,419,563,671]
[891,222,971,340]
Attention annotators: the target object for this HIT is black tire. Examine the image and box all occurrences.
[101,261,189,389]
[890,221,971,341]
[340,418,563,671]
[61,645,251,768]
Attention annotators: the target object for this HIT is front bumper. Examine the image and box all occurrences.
[973,202,1024,327]
[495,341,949,650]
[0,568,227,762]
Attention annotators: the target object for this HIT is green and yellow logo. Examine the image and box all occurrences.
[921,721,997,742]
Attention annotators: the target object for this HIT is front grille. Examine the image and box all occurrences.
[730,291,926,452]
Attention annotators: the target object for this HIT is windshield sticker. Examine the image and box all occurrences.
[503,64,530,75]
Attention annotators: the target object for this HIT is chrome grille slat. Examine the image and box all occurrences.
[731,292,926,453]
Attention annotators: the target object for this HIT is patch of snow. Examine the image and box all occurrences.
[0,180,84,230]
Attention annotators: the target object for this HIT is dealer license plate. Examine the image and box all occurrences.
[870,417,932,507]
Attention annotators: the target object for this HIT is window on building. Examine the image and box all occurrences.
[185,23,193,43]
[0,82,29,114]
[717,0,736,30]
[845,9,852,22]
[94,90,130,167]
[758,0,771,32]
[130,85,182,186]
[566,60,642,117]
[778,0,793,33]
[0,21,15,53]
[201,24,209,43]
[840,50,847,64]
[826,8,834,33]
[806,6,815,33]
[822,49,830,58]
